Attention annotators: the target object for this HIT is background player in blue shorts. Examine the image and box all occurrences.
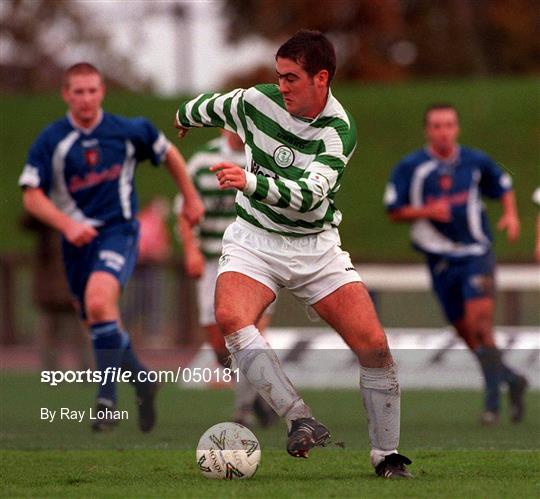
[384,103,527,425]
[19,63,204,432]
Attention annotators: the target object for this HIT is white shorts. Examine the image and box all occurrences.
[197,257,276,327]
[218,219,363,305]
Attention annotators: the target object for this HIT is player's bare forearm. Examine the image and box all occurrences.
[22,188,97,246]
[497,190,520,241]
[388,200,451,223]
[165,145,204,225]
[178,215,199,253]
[23,188,71,233]
[178,215,204,278]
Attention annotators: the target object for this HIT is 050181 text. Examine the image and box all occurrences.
[40,367,240,386]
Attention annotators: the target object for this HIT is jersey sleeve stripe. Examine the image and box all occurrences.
[276,181,292,208]
[254,176,270,199]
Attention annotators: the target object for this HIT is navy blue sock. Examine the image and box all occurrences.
[120,331,149,394]
[500,361,518,385]
[91,321,124,404]
[474,347,502,412]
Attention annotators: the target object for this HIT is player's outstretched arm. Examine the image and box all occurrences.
[176,89,245,136]
[22,187,97,246]
[497,190,520,242]
[164,145,205,226]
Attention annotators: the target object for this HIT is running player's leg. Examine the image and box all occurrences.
[85,270,157,431]
[454,254,526,423]
[312,282,410,476]
[457,295,527,423]
[235,314,277,427]
[84,271,125,428]
[429,255,502,423]
[84,223,157,431]
[216,271,313,426]
[206,315,275,427]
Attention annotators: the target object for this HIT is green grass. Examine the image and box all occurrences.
[1,77,539,260]
[1,373,539,497]
[2,450,538,498]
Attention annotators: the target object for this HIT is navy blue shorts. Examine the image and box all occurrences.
[426,251,495,324]
[62,220,140,318]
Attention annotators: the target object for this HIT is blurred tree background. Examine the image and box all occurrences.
[1,0,539,92]
[223,0,540,87]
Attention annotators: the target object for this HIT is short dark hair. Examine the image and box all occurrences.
[62,62,102,88]
[276,30,336,85]
[424,103,460,126]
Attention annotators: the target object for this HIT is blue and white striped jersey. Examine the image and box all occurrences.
[384,146,512,258]
[19,112,169,227]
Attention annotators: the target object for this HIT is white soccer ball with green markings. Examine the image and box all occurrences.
[196,422,261,479]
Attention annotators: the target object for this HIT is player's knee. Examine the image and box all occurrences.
[214,304,245,334]
[467,312,491,335]
[354,335,393,367]
[85,293,111,322]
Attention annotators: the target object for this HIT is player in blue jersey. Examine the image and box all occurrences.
[19,63,204,432]
[385,103,528,425]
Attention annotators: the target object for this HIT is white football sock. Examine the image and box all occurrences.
[359,363,401,467]
[225,325,312,428]
[234,371,258,416]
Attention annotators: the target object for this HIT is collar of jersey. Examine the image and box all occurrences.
[67,109,104,135]
[290,89,334,123]
[425,144,461,167]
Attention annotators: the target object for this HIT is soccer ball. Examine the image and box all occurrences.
[196,422,261,479]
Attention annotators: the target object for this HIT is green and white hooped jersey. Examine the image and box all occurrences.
[177,84,357,236]
[174,137,245,259]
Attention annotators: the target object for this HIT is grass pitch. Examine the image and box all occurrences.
[1,373,539,497]
[3,449,537,498]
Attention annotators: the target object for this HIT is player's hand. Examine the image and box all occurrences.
[184,246,205,278]
[425,198,451,222]
[63,220,98,247]
[210,162,246,191]
[182,194,205,227]
[497,212,520,242]
[173,114,189,139]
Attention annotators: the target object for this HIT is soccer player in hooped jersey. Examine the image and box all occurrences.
[174,129,276,427]
[19,63,204,432]
[175,30,412,478]
[385,104,528,425]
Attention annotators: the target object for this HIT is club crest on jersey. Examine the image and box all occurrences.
[438,174,452,191]
[273,145,294,168]
[84,148,100,168]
